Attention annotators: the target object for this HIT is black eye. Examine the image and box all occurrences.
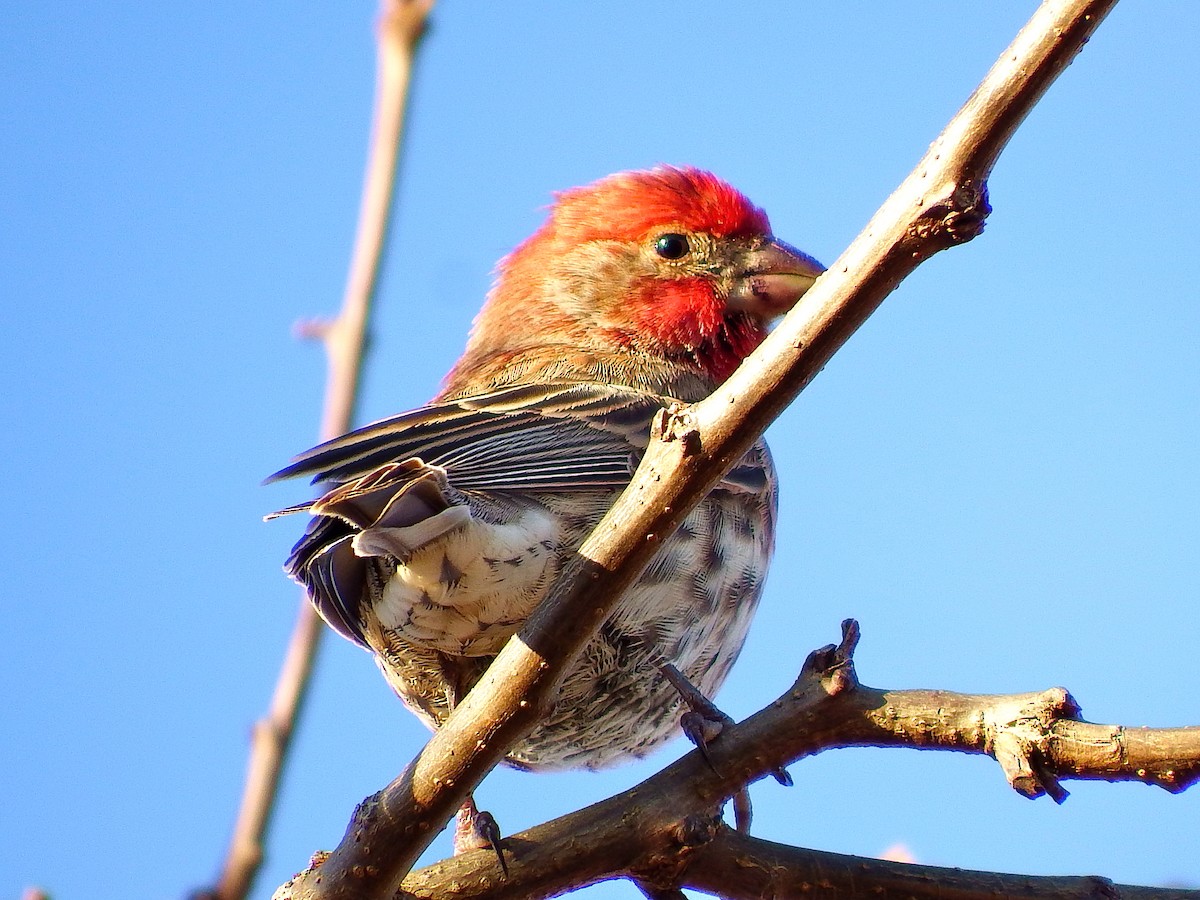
[654,233,690,260]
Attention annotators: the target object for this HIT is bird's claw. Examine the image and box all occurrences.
[680,710,725,772]
[474,809,508,877]
[661,664,734,766]
[661,663,793,833]
[454,796,509,877]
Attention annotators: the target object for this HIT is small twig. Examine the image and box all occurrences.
[207,4,433,900]
[316,0,432,441]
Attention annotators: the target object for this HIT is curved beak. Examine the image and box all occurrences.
[727,238,824,319]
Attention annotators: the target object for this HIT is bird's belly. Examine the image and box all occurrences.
[371,501,564,656]
[367,488,772,771]
[509,489,772,770]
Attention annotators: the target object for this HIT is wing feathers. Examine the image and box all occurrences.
[267,383,659,494]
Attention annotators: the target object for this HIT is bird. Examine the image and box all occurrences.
[268,166,822,776]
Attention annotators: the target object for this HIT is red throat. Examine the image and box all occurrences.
[620,277,767,382]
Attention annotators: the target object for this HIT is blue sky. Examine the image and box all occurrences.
[2,3,1197,898]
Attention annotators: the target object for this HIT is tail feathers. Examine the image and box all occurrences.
[279,458,461,649]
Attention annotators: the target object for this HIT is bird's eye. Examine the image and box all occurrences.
[654,233,690,260]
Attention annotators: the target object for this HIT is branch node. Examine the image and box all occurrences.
[1045,685,1082,718]
[992,726,1069,803]
[653,404,701,456]
[293,317,334,343]
[674,813,721,850]
[907,181,992,248]
[838,617,861,658]
[820,619,861,695]
[801,642,838,677]
[379,0,434,52]
[632,812,722,895]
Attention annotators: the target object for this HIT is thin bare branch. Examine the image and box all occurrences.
[208,4,433,900]
[270,3,1120,898]
[316,0,432,439]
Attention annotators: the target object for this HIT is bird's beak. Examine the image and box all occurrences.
[727,238,825,319]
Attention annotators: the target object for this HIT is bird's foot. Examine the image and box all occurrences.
[660,663,735,771]
[660,664,792,833]
[453,795,508,876]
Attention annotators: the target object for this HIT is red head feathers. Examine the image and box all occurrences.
[443,167,822,398]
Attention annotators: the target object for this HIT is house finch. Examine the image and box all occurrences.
[270,167,822,771]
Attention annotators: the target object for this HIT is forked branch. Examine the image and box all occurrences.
[389,621,1199,898]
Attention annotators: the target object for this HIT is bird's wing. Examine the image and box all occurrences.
[266,382,666,497]
[267,382,773,648]
[267,383,664,648]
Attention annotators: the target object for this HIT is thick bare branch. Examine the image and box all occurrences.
[208,4,433,900]
[272,2,1121,898]
[389,620,1198,899]
[682,828,1199,900]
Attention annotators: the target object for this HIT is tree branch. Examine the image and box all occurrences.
[682,827,1199,900]
[206,4,433,899]
[385,620,1199,898]
[272,2,1122,898]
